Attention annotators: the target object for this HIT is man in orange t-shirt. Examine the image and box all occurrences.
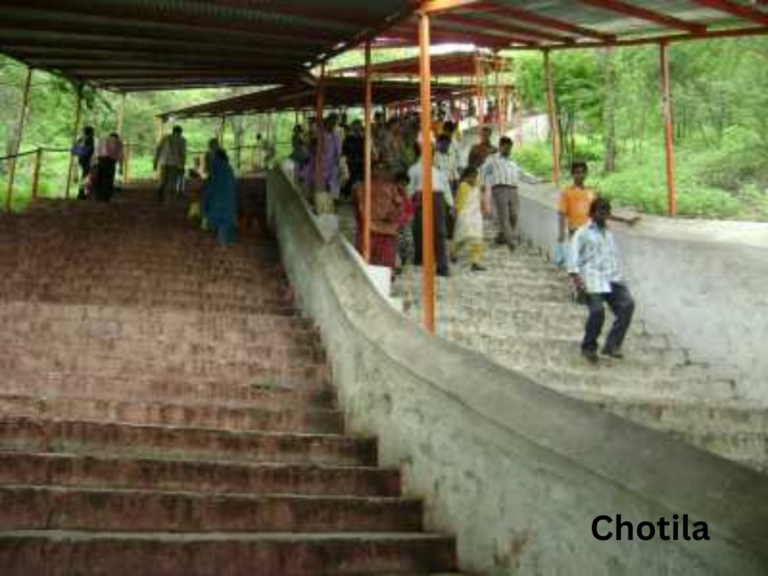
[558,161,595,242]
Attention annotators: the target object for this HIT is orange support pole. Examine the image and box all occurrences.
[660,41,677,217]
[495,58,506,138]
[30,148,43,202]
[6,67,33,212]
[123,143,131,185]
[419,12,435,334]
[314,65,326,192]
[117,93,126,138]
[544,49,561,186]
[362,41,373,262]
[65,85,84,200]
[474,55,484,126]
[515,91,524,149]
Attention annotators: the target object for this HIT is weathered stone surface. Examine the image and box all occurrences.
[270,166,768,575]
[0,183,456,575]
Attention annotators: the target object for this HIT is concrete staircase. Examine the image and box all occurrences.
[392,225,768,474]
[0,188,459,575]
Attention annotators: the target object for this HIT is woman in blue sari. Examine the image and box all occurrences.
[203,149,238,246]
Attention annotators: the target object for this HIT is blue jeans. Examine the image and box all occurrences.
[583,283,635,353]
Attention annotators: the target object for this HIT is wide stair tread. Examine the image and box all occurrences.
[0,531,458,576]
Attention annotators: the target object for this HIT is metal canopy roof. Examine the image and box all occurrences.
[160,78,472,120]
[386,0,768,50]
[329,52,511,79]
[0,0,414,92]
[2,1,768,93]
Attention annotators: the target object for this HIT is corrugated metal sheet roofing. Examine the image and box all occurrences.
[160,78,472,120]
[385,0,768,50]
[329,52,510,79]
[1,1,767,92]
[0,0,413,91]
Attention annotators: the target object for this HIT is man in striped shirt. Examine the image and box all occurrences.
[568,197,635,364]
[481,137,536,251]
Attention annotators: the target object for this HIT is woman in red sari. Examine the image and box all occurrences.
[353,162,405,269]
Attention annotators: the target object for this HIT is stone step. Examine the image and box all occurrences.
[447,333,689,371]
[0,417,376,467]
[0,340,327,369]
[0,531,457,576]
[0,486,423,533]
[420,313,665,348]
[403,298,592,325]
[0,375,336,408]
[576,394,768,436]
[669,430,768,471]
[0,394,344,434]
[0,452,401,497]
[527,366,738,401]
[0,354,331,389]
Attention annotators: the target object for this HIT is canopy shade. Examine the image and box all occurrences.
[159,78,473,120]
[2,1,767,92]
[0,0,414,91]
[384,0,768,50]
[329,52,511,79]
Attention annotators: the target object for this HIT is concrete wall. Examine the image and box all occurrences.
[267,167,768,576]
[515,184,768,403]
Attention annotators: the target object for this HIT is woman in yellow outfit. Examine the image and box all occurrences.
[452,166,487,272]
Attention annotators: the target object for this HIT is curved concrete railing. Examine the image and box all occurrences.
[267,167,768,576]
[514,183,768,403]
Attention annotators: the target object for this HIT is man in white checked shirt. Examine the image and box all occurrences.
[481,137,537,251]
[568,197,635,364]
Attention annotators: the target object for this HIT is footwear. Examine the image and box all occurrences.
[437,269,451,278]
[601,348,624,360]
[581,349,599,364]
[471,263,487,272]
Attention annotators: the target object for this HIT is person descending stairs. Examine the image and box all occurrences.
[393,222,767,475]
[0,186,460,575]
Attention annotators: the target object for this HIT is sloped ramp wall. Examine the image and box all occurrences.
[267,167,768,576]
[514,183,768,403]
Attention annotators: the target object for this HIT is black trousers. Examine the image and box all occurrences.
[412,193,449,275]
[94,157,116,202]
[582,282,635,353]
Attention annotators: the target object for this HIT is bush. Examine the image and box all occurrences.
[513,143,553,179]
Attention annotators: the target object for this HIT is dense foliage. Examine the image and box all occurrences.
[1,36,767,220]
[510,38,768,220]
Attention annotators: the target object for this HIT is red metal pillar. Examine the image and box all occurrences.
[363,42,373,262]
[544,49,561,186]
[314,65,326,192]
[660,41,677,217]
[419,12,435,334]
[117,93,126,138]
[495,58,506,137]
[5,67,33,212]
[65,83,84,201]
[474,54,484,126]
[30,148,43,202]
[515,91,524,149]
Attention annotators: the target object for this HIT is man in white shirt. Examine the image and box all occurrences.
[568,197,635,363]
[481,136,535,251]
[154,126,187,202]
[407,147,453,277]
